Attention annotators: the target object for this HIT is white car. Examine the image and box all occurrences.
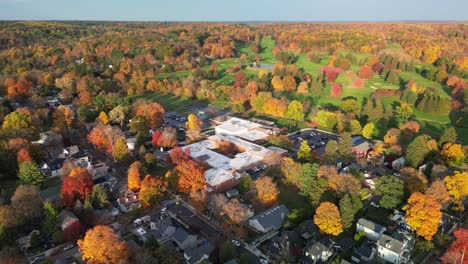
[231,240,241,246]
[370,202,380,208]
[260,259,268,264]
[63,244,75,251]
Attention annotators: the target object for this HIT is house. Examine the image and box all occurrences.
[249,205,290,233]
[340,163,361,175]
[376,230,414,264]
[351,136,372,158]
[172,228,197,250]
[16,230,40,251]
[126,136,137,151]
[356,218,386,241]
[352,240,376,263]
[184,242,214,264]
[150,217,176,241]
[117,190,141,213]
[226,189,239,198]
[58,210,79,230]
[301,239,335,264]
[392,157,406,171]
[293,219,319,241]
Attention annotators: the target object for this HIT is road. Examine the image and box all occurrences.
[166,197,266,264]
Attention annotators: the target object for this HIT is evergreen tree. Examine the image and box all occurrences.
[299,163,325,206]
[238,173,252,194]
[42,202,59,235]
[406,135,431,167]
[339,194,363,230]
[18,161,45,186]
[338,133,353,162]
[439,127,457,147]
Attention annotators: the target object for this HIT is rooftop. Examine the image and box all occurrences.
[250,204,290,231]
[357,218,385,233]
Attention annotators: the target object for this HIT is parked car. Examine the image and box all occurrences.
[63,244,75,251]
[231,240,241,246]
[260,259,269,264]
[370,202,380,208]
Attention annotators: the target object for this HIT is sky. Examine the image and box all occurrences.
[0,0,467,21]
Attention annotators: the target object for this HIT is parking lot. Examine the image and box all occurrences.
[289,129,339,157]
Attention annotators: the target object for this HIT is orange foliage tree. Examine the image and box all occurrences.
[253,176,279,206]
[78,225,131,264]
[127,162,142,191]
[403,192,441,240]
[135,101,165,129]
[17,147,32,164]
[314,202,343,236]
[61,168,94,207]
[139,175,167,207]
[175,159,205,194]
[328,174,361,195]
[426,180,451,206]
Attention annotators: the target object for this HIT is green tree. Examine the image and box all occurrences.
[220,241,237,262]
[338,133,353,161]
[324,140,339,163]
[376,176,404,209]
[339,99,361,114]
[91,185,109,209]
[238,173,252,194]
[284,100,304,121]
[396,103,413,119]
[362,123,375,139]
[438,127,457,147]
[339,193,363,230]
[315,110,337,128]
[299,163,326,206]
[129,115,148,136]
[112,137,129,161]
[406,135,431,167]
[18,161,45,186]
[42,202,59,235]
[297,140,312,162]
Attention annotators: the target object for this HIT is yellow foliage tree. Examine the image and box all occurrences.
[185,113,203,143]
[403,192,441,241]
[254,176,279,206]
[127,162,141,191]
[271,75,284,91]
[98,111,109,125]
[78,225,131,264]
[445,171,468,211]
[314,202,343,236]
[441,143,466,166]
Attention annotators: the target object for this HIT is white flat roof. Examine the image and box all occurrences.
[230,152,263,170]
[216,117,262,133]
[205,168,240,187]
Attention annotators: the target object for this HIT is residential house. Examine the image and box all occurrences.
[301,239,335,264]
[172,228,197,251]
[352,241,376,263]
[150,217,177,241]
[16,230,40,251]
[184,242,214,264]
[293,219,318,241]
[351,136,372,158]
[225,188,239,199]
[376,230,414,264]
[392,157,406,171]
[249,204,290,233]
[356,218,386,241]
[58,210,79,230]
[117,190,141,213]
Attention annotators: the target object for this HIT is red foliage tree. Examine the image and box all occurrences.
[152,130,162,147]
[352,78,364,88]
[234,72,247,88]
[61,168,94,207]
[170,146,191,164]
[371,62,384,73]
[64,221,85,241]
[441,228,468,264]
[358,66,372,79]
[176,159,205,194]
[322,66,340,83]
[17,147,32,164]
[331,84,342,98]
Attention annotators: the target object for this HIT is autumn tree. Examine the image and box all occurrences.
[358,65,372,79]
[128,162,142,191]
[362,123,375,139]
[78,225,131,264]
[284,100,304,121]
[314,202,343,236]
[108,105,127,127]
[152,130,163,148]
[97,111,110,125]
[18,161,45,186]
[338,132,353,161]
[339,194,363,230]
[42,202,59,235]
[175,159,205,194]
[445,171,468,211]
[112,137,129,161]
[169,146,191,164]
[396,103,413,119]
[376,176,404,209]
[426,180,451,206]
[11,185,43,222]
[185,113,203,143]
[139,175,167,207]
[61,168,94,207]
[403,192,441,240]
[441,143,466,166]
[135,101,165,129]
[328,174,361,196]
[2,111,33,131]
[297,140,312,162]
[160,127,178,149]
[17,147,32,164]
[64,221,85,242]
[254,176,279,206]
[441,228,468,264]
[280,157,302,186]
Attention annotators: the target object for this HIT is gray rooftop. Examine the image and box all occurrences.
[250,204,290,231]
[357,218,385,233]
[172,228,192,245]
[184,242,214,264]
[377,233,405,254]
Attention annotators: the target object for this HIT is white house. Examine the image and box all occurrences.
[377,230,414,264]
[302,239,335,264]
[356,218,386,241]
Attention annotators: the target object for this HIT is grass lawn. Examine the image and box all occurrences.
[127,92,207,114]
